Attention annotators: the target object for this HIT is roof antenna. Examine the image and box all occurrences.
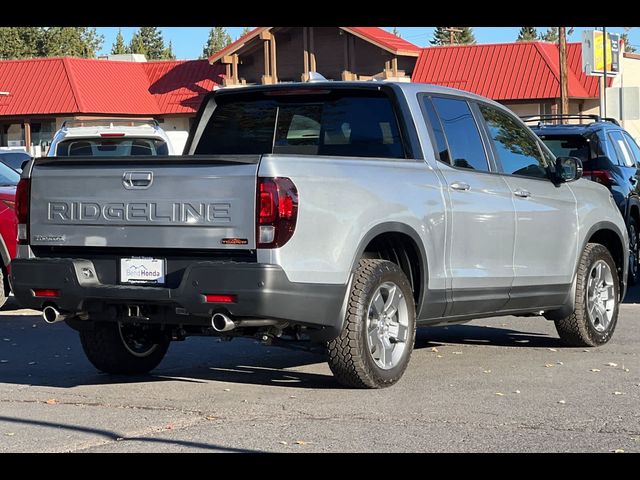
[307,72,327,83]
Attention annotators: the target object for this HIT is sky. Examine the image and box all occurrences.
[96,27,640,60]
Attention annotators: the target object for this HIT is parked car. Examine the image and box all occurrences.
[0,149,31,173]
[12,82,628,388]
[526,115,640,284]
[47,119,175,157]
[0,161,19,307]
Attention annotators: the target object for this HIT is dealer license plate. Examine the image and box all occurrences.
[120,257,165,284]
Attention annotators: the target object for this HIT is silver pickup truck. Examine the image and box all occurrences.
[11,81,628,388]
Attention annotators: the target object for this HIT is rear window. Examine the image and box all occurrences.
[194,90,405,159]
[539,135,591,164]
[55,138,169,157]
[0,151,31,171]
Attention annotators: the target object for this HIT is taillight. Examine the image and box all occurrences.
[16,178,30,245]
[100,132,125,137]
[33,289,60,298]
[587,170,615,187]
[256,177,298,248]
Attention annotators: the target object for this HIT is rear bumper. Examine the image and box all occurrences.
[10,258,347,335]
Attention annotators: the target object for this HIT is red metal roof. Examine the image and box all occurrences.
[208,27,420,64]
[412,41,607,101]
[0,57,222,118]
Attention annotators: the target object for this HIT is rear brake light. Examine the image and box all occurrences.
[264,89,330,96]
[100,132,125,137]
[33,289,59,298]
[16,178,30,245]
[257,177,298,248]
[205,294,236,303]
[587,170,615,187]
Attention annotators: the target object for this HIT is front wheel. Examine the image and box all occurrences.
[327,259,416,388]
[80,321,170,374]
[555,243,619,347]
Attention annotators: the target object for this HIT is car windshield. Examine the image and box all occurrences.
[539,135,591,164]
[0,160,21,186]
[55,138,169,156]
[0,151,31,172]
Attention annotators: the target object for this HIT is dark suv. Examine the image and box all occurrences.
[527,115,640,283]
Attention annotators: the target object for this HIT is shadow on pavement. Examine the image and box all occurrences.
[415,324,561,349]
[0,415,262,452]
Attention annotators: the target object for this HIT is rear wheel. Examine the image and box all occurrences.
[627,218,639,285]
[0,267,8,309]
[80,321,170,374]
[555,243,619,347]
[327,259,416,388]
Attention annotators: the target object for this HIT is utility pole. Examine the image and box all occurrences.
[559,27,569,116]
[444,27,463,45]
[603,27,607,118]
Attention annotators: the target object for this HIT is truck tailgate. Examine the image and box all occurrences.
[29,156,258,250]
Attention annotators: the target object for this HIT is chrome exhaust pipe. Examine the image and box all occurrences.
[42,306,70,324]
[211,313,236,332]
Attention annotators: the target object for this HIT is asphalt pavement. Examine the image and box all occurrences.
[1,290,639,453]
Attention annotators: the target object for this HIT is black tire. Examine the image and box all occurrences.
[555,243,619,347]
[627,218,639,285]
[79,322,170,374]
[327,259,416,388]
[0,268,8,309]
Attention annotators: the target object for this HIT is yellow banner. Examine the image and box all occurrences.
[593,30,614,72]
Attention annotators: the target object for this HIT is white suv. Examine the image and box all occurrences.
[47,119,175,157]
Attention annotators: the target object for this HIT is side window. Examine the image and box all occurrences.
[431,97,489,171]
[478,104,548,179]
[609,131,635,167]
[421,96,450,164]
[622,132,640,166]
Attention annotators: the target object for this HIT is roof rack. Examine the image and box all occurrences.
[62,119,159,129]
[520,114,620,127]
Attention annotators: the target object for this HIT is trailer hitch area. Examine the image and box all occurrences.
[127,305,150,321]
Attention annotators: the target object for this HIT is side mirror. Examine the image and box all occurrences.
[555,156,583,183]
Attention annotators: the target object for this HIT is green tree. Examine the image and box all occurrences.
[517,27,538,42]
[163,40,176,60]
[621,33,637,53]
[240,27,252,38]
[129,27,166,60]
[539,27,559,42]
[0,27,41,59]
[39,27,104,58]
[430,27,475,45]
[201,27,232,59]
[111,29,128,55]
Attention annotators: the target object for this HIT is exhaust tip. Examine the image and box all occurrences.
[212,313,235,332]
[43,306,62,324]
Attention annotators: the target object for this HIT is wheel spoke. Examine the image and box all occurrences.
[372,291,384,317]
[368,326,379,351]
[383,285,400,318]
[377,338,387,366]
[393,323,408,343]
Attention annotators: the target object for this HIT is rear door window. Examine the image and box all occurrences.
[194,90,405,159]
[609,131,635,167]
[621,132,640,166]
[430,97,488,171]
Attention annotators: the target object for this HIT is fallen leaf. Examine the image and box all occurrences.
[431,347,439,353]
[623,368,630,373]
[556,362,564,365]
[495,392,505,396]
[278,441,288,445]
[613,391,624,395]
[223,388,231,392]
[294,440,308,445]
[436,355,443,358]
[166,424,174,430]
[544,364,554,368]
[607,362,618,367]
[613,449,625,453]
[452,351,462,355]
[548,348,558,352]
[205,415,217,421]
[483,370,492,374]
[514,390,521,394]
[4,432,15,436]
[31,324,37,328]
[2,338,10,342]
[28,362,36,365]
[289,395,296,399]
[590,369,601,372]
[45,399,58,405]
[558,400,566,404]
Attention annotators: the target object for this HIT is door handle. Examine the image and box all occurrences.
[449,181,470,191]
[513,188,531,198]
[122,171,153,189]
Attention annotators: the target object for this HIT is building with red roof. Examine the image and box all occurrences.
[0,56,224,154]
[207,27,420,85]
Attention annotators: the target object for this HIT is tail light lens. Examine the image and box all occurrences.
[16,178,30,245]
[257,177,298,248]
[587,170,615,187]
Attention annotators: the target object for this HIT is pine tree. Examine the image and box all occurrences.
[517,27,538,42]
[240,27,252,38]
[129,27,166,60]
[430,27,475,45]
[163,40,176,60]
[201,27,232,59]
[539,27,559,42]
[621,33,637,53]
[111,29,128,55]
[0,27,41,59]
[39,27,104,58]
